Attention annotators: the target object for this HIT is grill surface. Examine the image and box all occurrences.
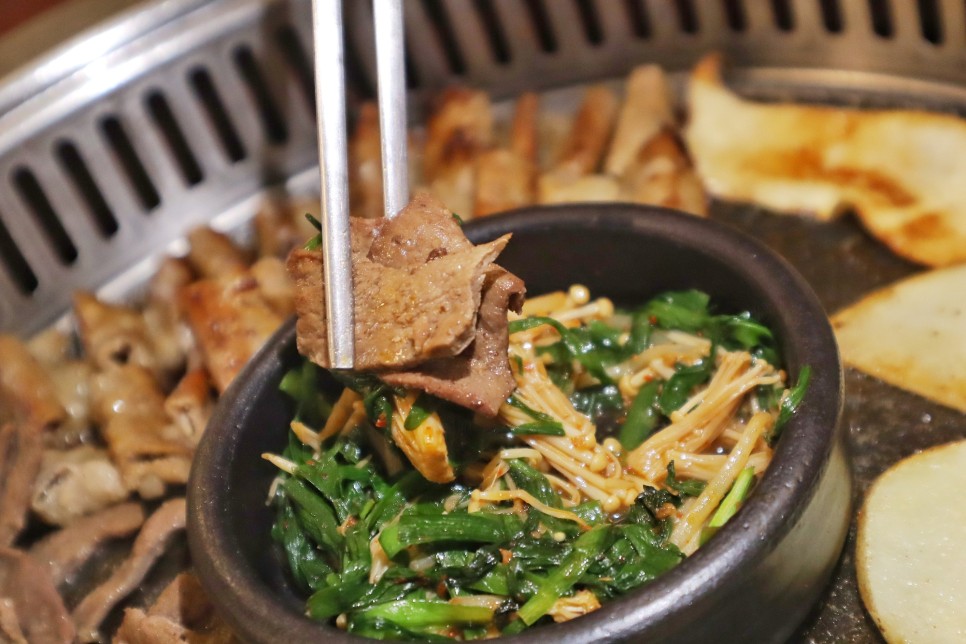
[3,0,966,335]
[2,1,966,641]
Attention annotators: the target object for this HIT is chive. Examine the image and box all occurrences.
[507,459,560,508]
[510,422,566,437]
[469,565,511,595]
[506,394,562,427]
[701,466,756,545]
[357,599,493,629]
[283,477,343,552]
[515,525,612,625]
[619,380,661,450]
[404,393,435,430]
[508,316,569,336]
[715,313,773,350]
[709,467,756,529]
[774,365,812,436]
[643,290,710,332]
[665,461,705,498]
[627,310,653,353]
[307,579,371,621]
[658,359,713,415]
[379,513,521,558]
[305,213,322,230]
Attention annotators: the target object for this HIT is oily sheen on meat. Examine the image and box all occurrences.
[288,192,523,416]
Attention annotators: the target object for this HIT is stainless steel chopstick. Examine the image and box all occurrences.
[374,0,409,218]
[311,0,354,369]
[311,0,410,368]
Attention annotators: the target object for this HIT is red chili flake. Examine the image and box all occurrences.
[499,548,513,564]
[375,414,387,428]
[649,315,658,324]
[643,374,654,383]
[436,580,448,598]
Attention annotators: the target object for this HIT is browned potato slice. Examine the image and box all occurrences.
[686,54,966,266]
[857,440,966,643]
[832,264,966,413]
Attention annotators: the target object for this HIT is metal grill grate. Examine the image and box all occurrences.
[2,0,966,334]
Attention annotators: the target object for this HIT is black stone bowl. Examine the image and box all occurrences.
[188,204,851,643]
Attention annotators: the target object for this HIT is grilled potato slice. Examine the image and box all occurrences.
[857,440,966,643]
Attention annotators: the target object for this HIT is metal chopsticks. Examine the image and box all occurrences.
[374,0,409,217]
[311,0,408,369]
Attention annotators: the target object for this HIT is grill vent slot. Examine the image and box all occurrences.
[674,0,700,34]
[575,0,605,44]
[523,0,558,52]
[0,211,38,295]
[189,68,247,163]
[56,141,119,238]
[472,0,511,63]
[101,116,161,212]
[624,0,652,38]
[420,1,466,75]
[869,0,894,37]
[12,168,78,265]
[916,0,943,42]
[404,39,421,89]
[146,91,204,186]
[819,0,844,32]
[275,25,318,110]
[724,0,748,32]
[770,0,795,31]
[233,46,289,144]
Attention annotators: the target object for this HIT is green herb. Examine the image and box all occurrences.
[507,459,561,508]
[303,213,323,250]
[404,393,436,430]
[379,511,523,558]
[619,380,662,450]
[642,290,710,332]
[701,466,756,544]
[514,526,612,626]
[305,213,322,230]
[774,365,811,436]
[506,394,564,433]
[510,422,566,436]
[665,461,706,498]
[659,358,713,415]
